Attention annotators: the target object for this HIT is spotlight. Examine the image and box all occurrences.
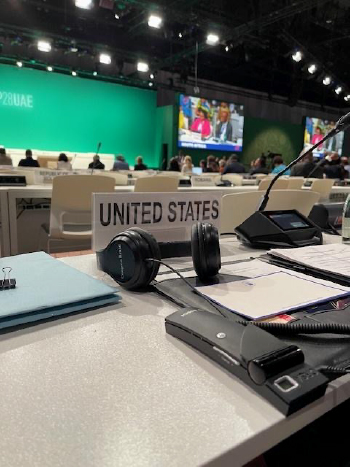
[206,33,219,45]
[344,95,350,102]
[37,40,51,53]
[292,50,302,62]
[225,45,229,52]
[148,14,162,29]
[114,13,120,19]
[72,70,77,77]
[178,32,183,38]
[75,0,93,9]
[335,86,342,95]
[150,73,155,79]
[149,82,154,87]
[93,71,98,76]
[137,61,149,72]
[308,64,317,74]
[16,61,23,68]
[323,76,331,86]
[99,53,111,65]
[47,66,53,72]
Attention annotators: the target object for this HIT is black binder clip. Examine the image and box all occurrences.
[0,267,16,290]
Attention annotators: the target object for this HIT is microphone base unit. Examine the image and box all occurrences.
[235,209,323,249]
[165,308,328,415]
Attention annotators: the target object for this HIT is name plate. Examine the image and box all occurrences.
[34,169,90,184]
[92,192,221,251]
[191,176,217,187]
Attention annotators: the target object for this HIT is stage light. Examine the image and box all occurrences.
[335,86,342,95]
[308,64,317,74]
[150,73,154,79]
[16,61,23,68]
[37,40,51,53]
[225,45,229,52]
[75,0,93,9]
[93,71,98,76]
[115,13,120,19]
[47,66,53,72]
[137,61,149,72]
[72,70,77,77]
[149,82,153,87]
[292,50,302,62]
[323,76,331,86]
[179,32,183,38]
[206,33,219,45]
[344,95,350,102]
[148,14,162,29]
[99,53,111,65]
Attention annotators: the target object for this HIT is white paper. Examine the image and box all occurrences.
[269,244,350,277]
[196,272,349,319]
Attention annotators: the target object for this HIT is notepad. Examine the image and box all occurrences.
[196,272,350,319]
[0,252,120,329]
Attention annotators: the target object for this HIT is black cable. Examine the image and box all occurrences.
[237,321,350,336]
[318,366,350,376]
[147,258,228,318]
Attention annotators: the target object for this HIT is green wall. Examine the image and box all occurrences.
[0,64,158,166]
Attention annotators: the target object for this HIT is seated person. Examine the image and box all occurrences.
[324,152,346,179]
[112,155,129,171]
[18,149,40,168]
[250,156,269,175]
[290,152,323,178]
[219,159,226,174]
[89,155,105,170]
[134,156,147,171]
[206,155,219,172]
[271,155,290,175]
[0,147,13,166]
[223,154,245,174]
[190,108,211,138]
[182,155,193,174]
[199,159,207,173]
[215,104,233,142]
[168,157,181,172]
[57,153,72,171]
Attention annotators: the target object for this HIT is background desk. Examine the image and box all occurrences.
[3,184,350,256]
[0,237,349,467]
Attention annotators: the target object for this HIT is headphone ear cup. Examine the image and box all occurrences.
[126,228,161,288]
[191,222,221,279]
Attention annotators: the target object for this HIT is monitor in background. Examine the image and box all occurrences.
[178,95,244,152]
[303,117,344,158]
[192,167,203,175]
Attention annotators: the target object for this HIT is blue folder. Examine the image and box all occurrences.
[0,252,120,329]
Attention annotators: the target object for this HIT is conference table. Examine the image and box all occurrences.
[1,183,350,256]
[0,236,349,467]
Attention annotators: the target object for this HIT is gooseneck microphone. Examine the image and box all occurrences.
[257,111,350,212]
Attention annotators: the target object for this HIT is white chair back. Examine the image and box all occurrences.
[95,172,128,186]
[49,175,115,240]
[219,174,243,186]
[220,190,320,233]
[310,179,335,200]
[258,178,289,191]
[134,176,178,192]
[287,178,304,190]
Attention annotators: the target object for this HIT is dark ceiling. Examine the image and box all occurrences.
[1,0,350,108]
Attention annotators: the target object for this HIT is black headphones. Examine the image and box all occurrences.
[96,222,221,290]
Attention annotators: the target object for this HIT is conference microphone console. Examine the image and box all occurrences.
[0,175,26,186]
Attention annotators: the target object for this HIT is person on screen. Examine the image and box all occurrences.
[168,157,181,172]
[311,127,324,147]
[57,153,72,171]
[190,108,211,138]
[215,104,233,142]
[0,148,13,166]
[182,155,193,174]
[134,156,147,171]
[223,154,245,174]
[179,95,192,129]
[271,155,290,175]
[18,149,40,168]
[89,155,105,170]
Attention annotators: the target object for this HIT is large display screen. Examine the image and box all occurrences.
[178,95,244,152]
[303,117,344,158]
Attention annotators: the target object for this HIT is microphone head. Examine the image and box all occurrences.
[335,111,350,134]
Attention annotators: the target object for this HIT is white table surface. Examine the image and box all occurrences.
[0,237,350,467]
